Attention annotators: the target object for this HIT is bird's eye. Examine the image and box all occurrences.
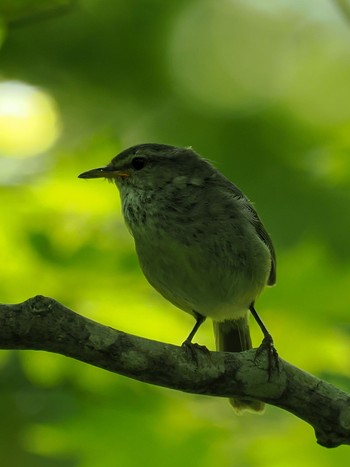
[131,157,147,171]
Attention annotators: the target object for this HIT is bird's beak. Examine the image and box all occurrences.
[78,166,130,179]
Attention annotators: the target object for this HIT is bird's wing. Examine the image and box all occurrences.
[227,181,277,286]
[248,205,276,285]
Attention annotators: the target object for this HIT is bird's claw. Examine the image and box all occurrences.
[255,334,279,380]
[182,341,210,363]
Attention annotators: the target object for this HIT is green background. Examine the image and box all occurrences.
[1,0,350,465]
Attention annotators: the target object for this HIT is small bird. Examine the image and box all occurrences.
[79,143,277,413]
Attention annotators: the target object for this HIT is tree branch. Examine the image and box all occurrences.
[0,295,349,448]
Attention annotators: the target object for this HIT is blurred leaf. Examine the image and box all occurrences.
[1,0,350,466]
[0,0,76,27]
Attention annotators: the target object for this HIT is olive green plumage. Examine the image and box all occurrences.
[79,143,276,413]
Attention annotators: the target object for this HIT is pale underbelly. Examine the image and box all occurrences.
[135,238,270,322]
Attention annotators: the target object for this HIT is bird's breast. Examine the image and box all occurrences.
[132,226,270,321]
[120,186,271,320]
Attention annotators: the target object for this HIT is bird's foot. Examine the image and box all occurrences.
[182,340,210,363]
[255,334,279,380]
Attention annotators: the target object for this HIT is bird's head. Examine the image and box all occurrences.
[78,143,214,191]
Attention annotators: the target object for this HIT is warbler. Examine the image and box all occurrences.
[79,143,277,413]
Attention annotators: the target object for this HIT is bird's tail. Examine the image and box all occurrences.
[213,315,264,414]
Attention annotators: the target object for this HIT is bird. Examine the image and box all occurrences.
[79,143,277,413]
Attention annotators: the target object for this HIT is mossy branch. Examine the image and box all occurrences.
[0,295,350,448]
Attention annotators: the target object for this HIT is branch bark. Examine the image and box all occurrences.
[0,295,349,448]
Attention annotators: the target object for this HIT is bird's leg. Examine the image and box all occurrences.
[182,312,209,359]
[249,303,279,379]
[184,311,206,344]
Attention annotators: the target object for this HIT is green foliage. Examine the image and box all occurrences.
[0,0,74,26]
[1,0,350,465]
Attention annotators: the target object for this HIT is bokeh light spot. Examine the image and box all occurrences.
[0,81,61,158]
[168,1,293,114]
